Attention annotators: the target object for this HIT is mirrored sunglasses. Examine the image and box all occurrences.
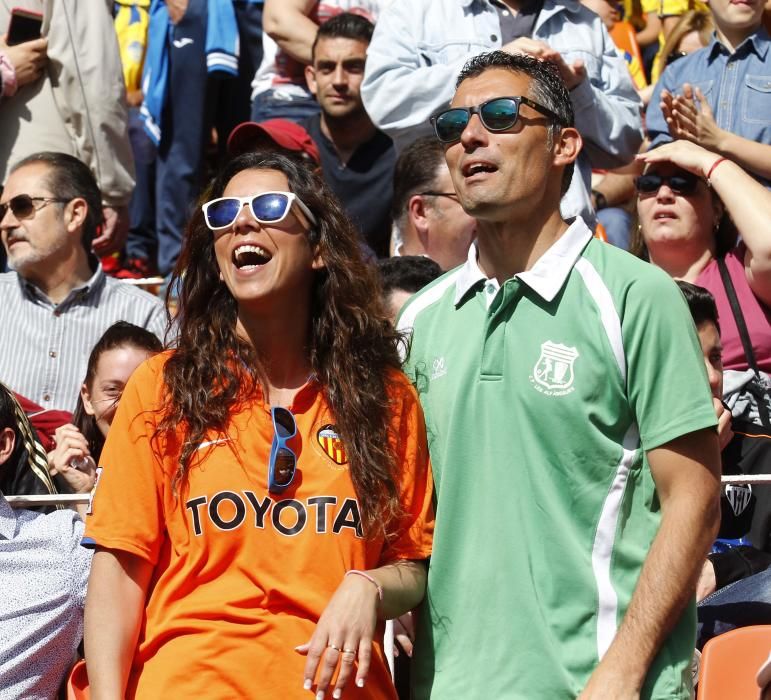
[202,191,317,231]
[430,96,565,144]
[635,172,702,196]
[268,406,298,494]
[0,194,70,221]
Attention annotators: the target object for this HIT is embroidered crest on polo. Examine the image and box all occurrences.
[530,341,579,396]
[317,425,348,466]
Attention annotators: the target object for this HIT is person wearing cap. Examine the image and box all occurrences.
[302,13,396,257]
[227,118,322,168]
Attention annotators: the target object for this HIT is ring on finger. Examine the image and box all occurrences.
[328,644,342,652]
[342,648,356,655]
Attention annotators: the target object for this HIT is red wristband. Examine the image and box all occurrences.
[707,157,727,181]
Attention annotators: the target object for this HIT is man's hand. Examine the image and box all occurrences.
[501,36,558,61]
[1,35,48,88]
[501,37,586,90]
[393,611,415,657]
[93,205,130,256]
[578,668,640,700]
[696,559,717,602]
[548,54,587,91]
[714,398,734,451]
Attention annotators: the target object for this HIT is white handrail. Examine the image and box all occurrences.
[722,475,771,484]
[120,277,164,287]
[6,494,90,507]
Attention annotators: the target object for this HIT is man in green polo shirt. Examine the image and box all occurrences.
[398,51,721,699]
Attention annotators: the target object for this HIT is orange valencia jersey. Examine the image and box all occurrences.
[83,352,434,699]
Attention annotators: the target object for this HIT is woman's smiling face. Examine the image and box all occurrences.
[212,168,322,312]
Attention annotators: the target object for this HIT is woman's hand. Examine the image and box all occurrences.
[635,139,721,180]
[48,423,96,494]
[295,573,380,698]
[1,35,48,88]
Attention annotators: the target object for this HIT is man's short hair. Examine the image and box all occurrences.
[456,51,575,195]
[11,152,103,253]
[391,136,446,231]
[378,255,442,295]
[312,12,374,60]
[677,281,720,332]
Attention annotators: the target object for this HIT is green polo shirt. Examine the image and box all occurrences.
[398,219,717,699]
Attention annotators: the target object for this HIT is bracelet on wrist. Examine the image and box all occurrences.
[706,157,728,182]
[345,569,383,601]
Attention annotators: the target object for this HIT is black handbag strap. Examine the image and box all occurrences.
[718,257,760,374]
[717,257,771,427]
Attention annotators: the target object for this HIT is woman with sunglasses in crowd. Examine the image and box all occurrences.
[46,322,163,518]
[82,152,434,700]
[635,140,771,421]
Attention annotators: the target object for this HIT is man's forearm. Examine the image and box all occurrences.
[595,494,719,689]
[581,431,721,697]
[263,0,318,64]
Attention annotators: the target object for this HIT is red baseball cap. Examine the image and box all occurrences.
[227,119,321,166]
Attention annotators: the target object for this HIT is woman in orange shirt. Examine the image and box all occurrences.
[83,152,434,700]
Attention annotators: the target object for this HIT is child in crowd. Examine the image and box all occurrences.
[647,0,771,184]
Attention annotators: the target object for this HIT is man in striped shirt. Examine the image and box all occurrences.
[0,152,166,413]
[398,52,721,699]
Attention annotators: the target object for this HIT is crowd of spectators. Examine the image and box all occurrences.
[1,0,770,697]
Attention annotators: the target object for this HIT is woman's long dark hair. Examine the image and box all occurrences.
[162,152,406,538]
[73,322,163,461]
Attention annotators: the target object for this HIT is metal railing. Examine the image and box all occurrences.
[6,494,90,507]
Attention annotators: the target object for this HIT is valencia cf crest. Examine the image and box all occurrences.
[317,425,348,465]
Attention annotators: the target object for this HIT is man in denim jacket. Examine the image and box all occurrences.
[646,0,771,186]
[360,0,643,229]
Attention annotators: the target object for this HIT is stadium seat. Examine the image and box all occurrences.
[66,659,89,700]
[697,625,771,699]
